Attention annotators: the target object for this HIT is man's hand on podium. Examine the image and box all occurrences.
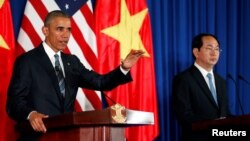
[28,111,49,133]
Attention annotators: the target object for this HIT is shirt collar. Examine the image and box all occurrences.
[43,42,61,59]
[194,62,214,77]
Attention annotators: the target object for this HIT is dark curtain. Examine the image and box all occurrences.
[147,0,250,141]
[10,0,250,141]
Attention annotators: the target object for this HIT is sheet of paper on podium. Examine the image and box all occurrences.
[126,109,154,125]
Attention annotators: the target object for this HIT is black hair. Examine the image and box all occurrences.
[191,33,220,59]
[44,10,70,27]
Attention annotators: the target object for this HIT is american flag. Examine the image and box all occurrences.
[17,0,102,111]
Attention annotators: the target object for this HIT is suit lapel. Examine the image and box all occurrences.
[190,66,219,108]
[35,45,65,108]
[214,73,222,108]
[61,53,71,84]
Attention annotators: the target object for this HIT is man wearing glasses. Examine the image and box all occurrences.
[172,33,230,141]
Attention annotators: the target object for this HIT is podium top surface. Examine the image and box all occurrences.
[16,105,154,133]
[192,114,250,131]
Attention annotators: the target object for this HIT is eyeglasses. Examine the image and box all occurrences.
[204,46,222,53]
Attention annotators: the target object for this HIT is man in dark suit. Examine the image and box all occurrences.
[6,10,144,140]
[172,33,230,141]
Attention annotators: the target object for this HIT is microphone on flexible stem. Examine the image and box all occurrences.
[238,75,250,85]
[101,92,117,108]
[227,74,245,115]
[103,93,116,104]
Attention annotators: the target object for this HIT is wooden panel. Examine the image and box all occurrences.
[39,128,81,141]
[39,126,125,141]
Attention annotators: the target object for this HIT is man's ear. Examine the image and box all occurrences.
[193,48,199,58]
[42,26,48,36]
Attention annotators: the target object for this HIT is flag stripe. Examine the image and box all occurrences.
[42,0,60,13]
[83,89,102,109]
[25,1,45,39]
[17,28,35,52]
[74,6,97,55]
[76,89,94,111]
[70,20,98,70]
[67,35,92,69]
[21,16,41,47]
[80,4,95,34]
[15,43,26,56]
[30,0,48,20]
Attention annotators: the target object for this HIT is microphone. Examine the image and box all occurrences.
[101,92,117,108]
[227,74,237,85]
[238,75,250,85]
[227,74,244,115]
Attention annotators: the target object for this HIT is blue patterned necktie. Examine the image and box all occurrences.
[207,73,218,105]
[54,54,65,98]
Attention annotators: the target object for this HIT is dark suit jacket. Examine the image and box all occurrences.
[172,65,229,141]
[6,44,132,123]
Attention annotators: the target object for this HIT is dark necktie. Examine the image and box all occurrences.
[54,54,65,98]
[207,73,218,105]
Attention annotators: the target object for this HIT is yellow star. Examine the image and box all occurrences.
[0,35,9,50]
[101,0,150,59]
[0,0,4,9]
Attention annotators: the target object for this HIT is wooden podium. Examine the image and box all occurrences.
[192,114,250,131]
[191,115,250,140]
[16,104,154,141]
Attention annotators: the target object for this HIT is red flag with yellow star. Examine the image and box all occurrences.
[95,0,159,140]
[0,0,18,140]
